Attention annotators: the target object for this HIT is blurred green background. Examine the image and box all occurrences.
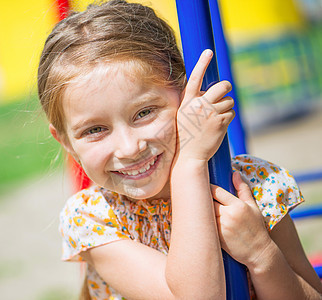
[0,96,62,195]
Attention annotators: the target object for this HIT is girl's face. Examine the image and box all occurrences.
[56,63,181,200]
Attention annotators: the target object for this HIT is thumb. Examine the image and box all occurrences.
[232,171,256,206]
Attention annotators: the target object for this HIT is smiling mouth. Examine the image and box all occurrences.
[112,154,162,179]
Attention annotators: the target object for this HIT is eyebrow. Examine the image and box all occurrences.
[70,119,97,132]
[131,95,162,108]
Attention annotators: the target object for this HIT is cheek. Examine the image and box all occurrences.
[73,141,112,168]
[148,115,178,160]
[149,114,177,145]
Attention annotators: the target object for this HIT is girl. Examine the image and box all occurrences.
[38,1,322,299]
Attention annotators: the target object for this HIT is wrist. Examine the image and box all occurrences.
[172,155,208,174]
[247,239,280,275]
[170,156,210,193]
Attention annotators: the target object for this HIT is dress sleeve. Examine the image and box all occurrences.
[232,155,304,230]
[59,186,130,262]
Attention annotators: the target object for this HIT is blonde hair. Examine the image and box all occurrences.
[38,0,186,136]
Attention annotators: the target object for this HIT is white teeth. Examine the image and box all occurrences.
[139,167,146,173]
[118,156,158,176]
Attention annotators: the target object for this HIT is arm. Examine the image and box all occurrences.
[167,159,225,298]
[81,50,235,299]
[248,214,322,300]
[212,172,322,300]
[81,240,173,299]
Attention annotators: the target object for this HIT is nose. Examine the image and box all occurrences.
[113,127,147,159]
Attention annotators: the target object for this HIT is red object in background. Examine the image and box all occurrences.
[55,0,92,191]
[309,254,322,267]
[68,157,92,192]
[56,0,71,20]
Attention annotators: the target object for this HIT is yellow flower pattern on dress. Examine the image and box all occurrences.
[91,196,102,206]
[73,216,86,226]
[243,164,255,175]
[252,187,263,201]
[60,155,303,299]
[270,165,280,173]
[233,155,304,230]
[276,189,284,204]
[256,166,269,179]
[92,224,106,235]
[103,208,119,227]
[88,280,99,289]
[68,236,77,249]
[279,203,287,214]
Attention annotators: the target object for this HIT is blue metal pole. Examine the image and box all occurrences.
[290,204,322,220]
[293,169,322,183]
[314,265,322,279]
[208,0,247,156]
[175,1,250,299]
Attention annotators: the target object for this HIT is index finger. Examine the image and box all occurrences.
[232,171,257,207]
[210,184,239,206]
[185,49,213,98]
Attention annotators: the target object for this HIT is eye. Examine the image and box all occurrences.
[137,108,151,119]
[88,127,103,134]
[83,126,108,140]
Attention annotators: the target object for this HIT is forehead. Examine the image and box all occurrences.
[62,63,136,109]
[63,63,148,114]
[62,61,178,115]
[68,62,142,90]
[63,59,177,107]
[68,59,166,89]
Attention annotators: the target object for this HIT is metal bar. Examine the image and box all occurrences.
[293,170,322,183]
[175,1,250,299]
[290,204,322,219]
[313,265,322,279]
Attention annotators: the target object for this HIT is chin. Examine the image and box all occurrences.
[123,189,158,201]
[123,183,168,201]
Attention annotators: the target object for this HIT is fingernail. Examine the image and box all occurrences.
[204,49,213,57]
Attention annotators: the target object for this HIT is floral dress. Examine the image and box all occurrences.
[59,155,304,299]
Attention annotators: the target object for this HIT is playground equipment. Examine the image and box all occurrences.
[176,1,249,298]
[56,0,70,20]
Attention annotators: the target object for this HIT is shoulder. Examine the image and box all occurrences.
[59,185,130,261]
[60,185,116,222]
[232,155,304,230]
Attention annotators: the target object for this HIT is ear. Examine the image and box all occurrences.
[49,124,80,162]
[49,123,62,144]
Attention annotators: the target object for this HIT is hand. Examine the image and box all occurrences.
[212,171,273,267]
[176,49,235,162]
